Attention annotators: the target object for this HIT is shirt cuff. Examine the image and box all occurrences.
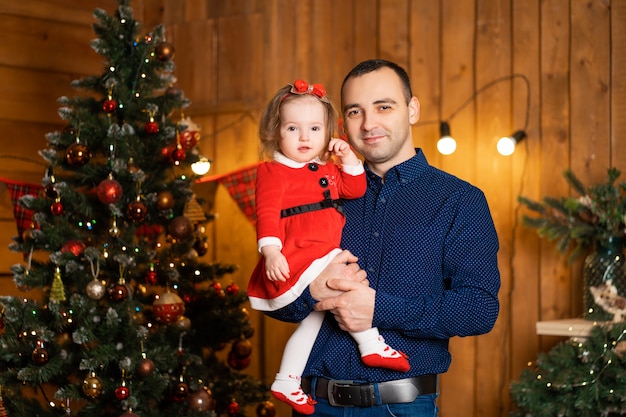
[341,161,365,176]
[258,236,283,253]
[373,291,415,330]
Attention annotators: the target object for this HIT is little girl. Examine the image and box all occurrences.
[247,80,410,414]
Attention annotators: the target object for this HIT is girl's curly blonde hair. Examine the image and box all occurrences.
[258,83,338,161]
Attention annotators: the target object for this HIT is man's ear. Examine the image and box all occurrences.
[408,97,420,124]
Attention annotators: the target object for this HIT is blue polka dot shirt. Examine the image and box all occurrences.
[266,149,500,382]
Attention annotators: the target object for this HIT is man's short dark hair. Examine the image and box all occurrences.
[341,59,413,104]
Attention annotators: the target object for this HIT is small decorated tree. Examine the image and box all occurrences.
[0,1,270,416]
[510,323,626,417]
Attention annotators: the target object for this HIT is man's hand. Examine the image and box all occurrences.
[309,250,367,300]
[314,279,375,332]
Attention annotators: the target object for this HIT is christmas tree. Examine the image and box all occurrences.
[510,322,626,417]
[0,1,271,416]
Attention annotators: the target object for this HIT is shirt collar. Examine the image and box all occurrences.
[364,148,429,186]
[273,151,325,168]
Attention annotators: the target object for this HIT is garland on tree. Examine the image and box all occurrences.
[510,322,626,417]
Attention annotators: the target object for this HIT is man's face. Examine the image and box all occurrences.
[341,67,420,176]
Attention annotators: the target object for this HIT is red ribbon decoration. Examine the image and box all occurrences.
[290,79,326,99]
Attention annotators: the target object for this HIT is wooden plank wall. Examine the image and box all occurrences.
[0,1,624,416]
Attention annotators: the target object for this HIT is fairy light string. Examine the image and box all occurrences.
[533,325,626,391]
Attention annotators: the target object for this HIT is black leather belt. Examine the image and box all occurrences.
[302,375,437,407]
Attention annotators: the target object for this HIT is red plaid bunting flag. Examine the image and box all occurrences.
[196,163,259,225]
[0,177,43,238]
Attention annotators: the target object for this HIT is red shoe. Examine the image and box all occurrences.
[271,388,316,415]
[362,346,410,372]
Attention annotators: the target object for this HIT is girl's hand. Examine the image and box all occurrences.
[328,138,360,166]
[262,247,290,282]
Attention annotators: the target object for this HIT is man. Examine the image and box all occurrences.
[267,59,501,416]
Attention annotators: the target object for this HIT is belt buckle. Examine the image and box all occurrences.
[327,380,357,407]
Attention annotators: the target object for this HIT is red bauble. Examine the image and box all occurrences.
[153,291,185,324]
[160,144,176,162]
[145,121,159,134]
[156,190,175,210]
[256,401,277,417]
[187,388,215,412]
[114,385,130,400]
[172,381,189,401]
[97,178,123,204]
[155,42,175,61]
[171,147,186,163]
[179,129,199,150]
[127,199,148,222]
[119,413,139,417]
[61,240,86,257]
[168,216,192,240]
[145,270,158,285]
[136,357,155,377]
[231,339,252,359]
[51,201,64,216]
[227,350,250,370]
[227,400,240,415]
[66,142,91,167]
[109,283,129,302]
[102,99,117,113]
[32,342,50,366]
[212,282,225,297]
[226,283,239,295]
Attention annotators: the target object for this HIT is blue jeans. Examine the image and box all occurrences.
[293,394,439,416]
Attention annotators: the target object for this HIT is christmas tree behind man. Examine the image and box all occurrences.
[0,1,271,416]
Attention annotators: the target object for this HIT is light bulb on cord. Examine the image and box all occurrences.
[191,156,212,175]
[497,130,527,156]
[437,121,456,155]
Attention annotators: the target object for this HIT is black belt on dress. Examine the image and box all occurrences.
[280,190,344,218]
[301,375,437,407]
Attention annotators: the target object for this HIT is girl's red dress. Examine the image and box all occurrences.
[247,157,366,311]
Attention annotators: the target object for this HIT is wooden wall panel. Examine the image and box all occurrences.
[437,0,477,181]
[350,0,378,66]
[167,19,218,108]
[0,0,110,24]
[474,1,513,416]
[1,1,625,416]
[437,1,478,416]
[378,0,409,68]
[509,0,542,389]
[0,15,101,74]
[538,0,574,353]
[612,1,626,165]
[570,0,611,180]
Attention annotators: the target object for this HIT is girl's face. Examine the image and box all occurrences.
[278,95,327,163]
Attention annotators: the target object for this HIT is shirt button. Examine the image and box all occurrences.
[380,197,386,204]
[319,177,329,187]
[372,231,379,237]
[308,163,319,171]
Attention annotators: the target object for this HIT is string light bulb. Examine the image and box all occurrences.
[496,130,527,156]
[191,156,212,175]
[437,122,456,155]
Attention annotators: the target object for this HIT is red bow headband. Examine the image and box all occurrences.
[282,80,328,101]
[287,79,327,100]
